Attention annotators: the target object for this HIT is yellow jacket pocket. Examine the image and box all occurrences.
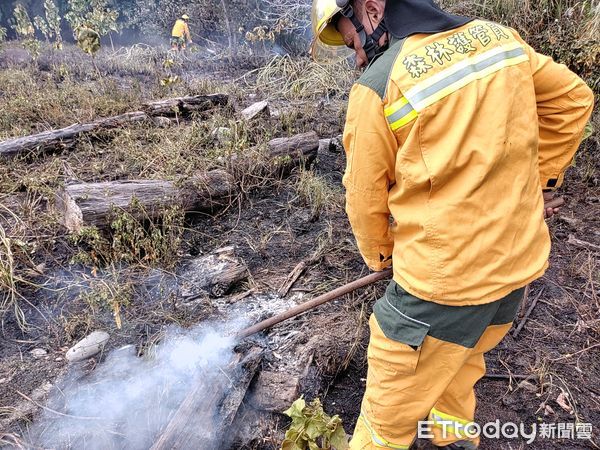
[368,313,429,376]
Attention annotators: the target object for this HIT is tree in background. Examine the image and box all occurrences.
[33,0,63,49]
[65,0,119,52]
[64,0,87,31]
[11,4,40,59]
[87,0,120,50]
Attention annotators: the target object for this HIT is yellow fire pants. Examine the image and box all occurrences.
[350,282,524,449]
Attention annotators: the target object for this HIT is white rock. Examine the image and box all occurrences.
[66,331,110,362]
[152,116,173,128]
[30,348,47,359]
[241,100,269,121]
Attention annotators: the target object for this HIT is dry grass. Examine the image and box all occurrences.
[248,55,356,100]
[0,68,142,140]
[0,205,41,330]
[294,169,343,220]
[0,44,347,330]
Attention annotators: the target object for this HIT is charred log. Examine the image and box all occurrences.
[142,94,229,117]
[150,347,263,450]
[178,246,248,299]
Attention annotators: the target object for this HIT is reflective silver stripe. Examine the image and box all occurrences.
[386,102,415,125]
[359,414,410,449]
[406,46,527,109]
[384,294,431,327]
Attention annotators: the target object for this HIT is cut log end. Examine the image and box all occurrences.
[56,188,84,233]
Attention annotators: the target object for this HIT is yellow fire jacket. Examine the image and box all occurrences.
[343,19,594,305]
[171,19,191,41]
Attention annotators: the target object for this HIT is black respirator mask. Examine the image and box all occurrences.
[336,0,389,63]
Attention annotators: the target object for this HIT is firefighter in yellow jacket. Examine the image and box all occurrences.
[171,14,192,51]
[311,0,594,449]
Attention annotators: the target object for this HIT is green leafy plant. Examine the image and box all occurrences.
[66,0,119,38]
[67,0,120,56]
[82,276,133,329]
[76,26,101,56]
[87,0,120,37]
[33,16,50,42]
[282,398,349,450]
[69,203,184,268]
[38,0,63,49]
[65,0,88,31]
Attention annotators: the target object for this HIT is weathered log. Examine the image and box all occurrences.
[0,111,148,158]
[150,347,263,450]
[267,131,319,169]
[55,170,234,233]
[142,94,229,117]
[0,94,229,158]
[249,371,300,413]
[231,131,320,177]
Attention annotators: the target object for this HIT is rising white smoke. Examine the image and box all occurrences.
[28,323,240,449]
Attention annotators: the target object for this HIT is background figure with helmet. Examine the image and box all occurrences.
[171,14,192,51]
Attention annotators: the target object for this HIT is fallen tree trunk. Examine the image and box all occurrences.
[267,131,319,173]
[232,131,320,178]
[0,112,148,158]
[56,170,234,233]
[150,347,263,450]
[0,94,229,159]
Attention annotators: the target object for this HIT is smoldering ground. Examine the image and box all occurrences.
[24,323,241,449]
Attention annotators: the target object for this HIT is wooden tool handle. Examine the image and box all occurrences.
[237,268,393,339]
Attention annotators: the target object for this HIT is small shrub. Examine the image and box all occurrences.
[82,276,133,329]
[282,397,349,450]
[69,203,184,268]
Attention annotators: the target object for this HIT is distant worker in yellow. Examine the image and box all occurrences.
[171,14,192,51]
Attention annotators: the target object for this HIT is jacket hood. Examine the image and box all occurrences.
[384,0,472,40]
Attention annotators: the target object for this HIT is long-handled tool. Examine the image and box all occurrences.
[238,268,393,339]
[238,197,565,339]
[239,196,564,338]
